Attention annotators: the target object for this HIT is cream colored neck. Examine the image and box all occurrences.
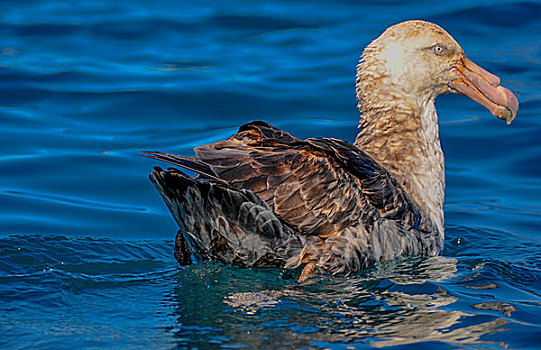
[354,95,445,238]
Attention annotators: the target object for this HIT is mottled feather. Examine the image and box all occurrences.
[146,121,442,276]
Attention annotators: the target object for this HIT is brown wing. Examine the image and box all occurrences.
[145,121,441,275]
[195,122,436,239]
[195,123,355,238]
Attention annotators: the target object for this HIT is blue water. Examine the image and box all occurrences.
[1,1,540,349]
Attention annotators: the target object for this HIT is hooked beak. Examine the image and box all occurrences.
[450,54,518,124]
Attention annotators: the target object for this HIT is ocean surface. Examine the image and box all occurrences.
[1,1,540,349]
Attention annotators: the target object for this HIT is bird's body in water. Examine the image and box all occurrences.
[144,20,518,282]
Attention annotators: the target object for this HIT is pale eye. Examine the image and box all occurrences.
[432,44,447,56]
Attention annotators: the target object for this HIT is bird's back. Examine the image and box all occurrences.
[146,121,441,278]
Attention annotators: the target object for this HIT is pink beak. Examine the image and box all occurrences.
[451,55,518,124]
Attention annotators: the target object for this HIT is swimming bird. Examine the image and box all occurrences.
[144,20,518,282]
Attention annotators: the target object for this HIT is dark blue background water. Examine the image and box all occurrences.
[1,1,540,349]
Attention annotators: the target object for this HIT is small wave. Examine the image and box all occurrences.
[1,189,147,213]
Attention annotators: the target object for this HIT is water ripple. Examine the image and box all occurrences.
[1,190,147,213]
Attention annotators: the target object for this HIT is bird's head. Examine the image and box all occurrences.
[358,20,518,124]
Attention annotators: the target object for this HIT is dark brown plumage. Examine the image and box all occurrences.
[144,20,518,281]
[146,121,440,278]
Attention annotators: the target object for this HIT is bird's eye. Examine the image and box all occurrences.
[432,44,446,56]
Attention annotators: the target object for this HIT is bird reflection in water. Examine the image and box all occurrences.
[221,256,510,348]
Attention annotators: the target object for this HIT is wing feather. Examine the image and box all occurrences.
[147,121,441,274]
[194,122,422,240]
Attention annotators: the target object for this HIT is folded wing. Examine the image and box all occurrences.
[145,121,442,275]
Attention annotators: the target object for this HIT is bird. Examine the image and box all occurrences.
[143,20,518,282]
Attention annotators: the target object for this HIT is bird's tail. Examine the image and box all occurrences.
[149,166,306,268]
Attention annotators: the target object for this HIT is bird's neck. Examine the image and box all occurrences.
[353,92,445,236]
